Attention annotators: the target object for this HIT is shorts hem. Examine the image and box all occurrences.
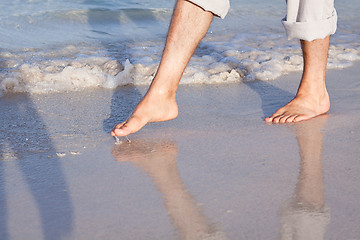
[282,10,337,41]
[186,0,230,19]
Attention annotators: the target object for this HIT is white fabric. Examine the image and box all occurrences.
[283,0,337,41]
[187,0,337,41]
[187,0,230,19]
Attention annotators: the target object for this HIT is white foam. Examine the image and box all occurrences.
[102,59,133,89]
[1,35,359,96]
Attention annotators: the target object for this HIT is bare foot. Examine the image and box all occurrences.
[266,36,332,124]
[110,0,213,137]
[111,90,179,137]
[265,91,330,124]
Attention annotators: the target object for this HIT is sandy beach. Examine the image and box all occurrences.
[1,62,359,239]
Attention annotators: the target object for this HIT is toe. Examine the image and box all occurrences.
[265,113,281,123]
[279,114,291,123]
[272,115,284,124]
[111,121,127,136]
[293,115,309,123]
[112,124,132,137]
[113,116,148,137]
[265,117,273,123]
[285,115,298,123]
[265,108,286,123]
[265,116,278,123]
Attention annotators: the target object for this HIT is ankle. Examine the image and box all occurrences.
[297,77,327,96]
[147,85,177,100]
[297,85,328,95]
[296,89,329,103]
[146,88,176,101]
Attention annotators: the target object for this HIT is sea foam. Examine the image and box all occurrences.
[1,31,359,96]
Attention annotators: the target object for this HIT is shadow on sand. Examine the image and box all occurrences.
[0,93,73,240]
[245,80,295,119]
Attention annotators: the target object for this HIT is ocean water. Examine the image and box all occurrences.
[0,0,359,95]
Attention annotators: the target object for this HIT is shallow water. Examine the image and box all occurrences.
[0,0,359,96]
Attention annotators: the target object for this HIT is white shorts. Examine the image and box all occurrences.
[283,0,337,41]
[186,0,230,19]
[186,0,337,41]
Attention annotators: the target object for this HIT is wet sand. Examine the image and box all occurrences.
[1,63,359,239]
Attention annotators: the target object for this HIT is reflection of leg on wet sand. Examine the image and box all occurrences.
[112,140,225,240]
[280,116,330,240]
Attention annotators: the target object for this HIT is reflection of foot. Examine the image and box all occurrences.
[295,114,329,209]
[280,115,330,240]
[111,90,178,137]
[111,139,178,177]
[265,90,330,124]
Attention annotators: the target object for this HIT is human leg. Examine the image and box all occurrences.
[111,0,215,137]
[265,0,336,123]
[265,36,331,123]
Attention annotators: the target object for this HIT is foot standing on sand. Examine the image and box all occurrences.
[111,0,337,137]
